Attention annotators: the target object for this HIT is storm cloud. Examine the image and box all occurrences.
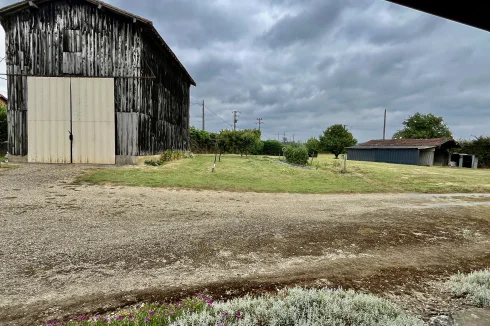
[0,0,489,142]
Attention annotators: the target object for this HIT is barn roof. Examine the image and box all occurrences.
[386,1,490,33]
[350,138,459,149]
[0,0,196,86]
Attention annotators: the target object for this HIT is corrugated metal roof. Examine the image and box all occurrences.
[357,138,457,147]
[0,0,196,86]
[348,146,436,150]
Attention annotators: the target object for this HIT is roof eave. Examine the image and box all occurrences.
[0,0,196,87]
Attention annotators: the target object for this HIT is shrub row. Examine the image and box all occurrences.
[59,287,423,326]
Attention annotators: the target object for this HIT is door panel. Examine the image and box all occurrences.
[27,77,71,163]
[71,78,115,164]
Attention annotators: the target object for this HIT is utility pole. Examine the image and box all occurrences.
[283,132,286,144]
[278,133,280,141]
[383,109,387,140]
[292,134,295,142]
[255,118,264,131]
[233,111,240,131]
[202,100,205,131]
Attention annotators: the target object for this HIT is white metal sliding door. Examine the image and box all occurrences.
[27,77,71,163]
[71,78,115,164]
[27,77,115,164]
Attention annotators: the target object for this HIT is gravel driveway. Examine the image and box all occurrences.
[1,164,490,325]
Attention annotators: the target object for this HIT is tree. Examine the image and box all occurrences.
[320,124,357,159]
[0,103,7,142]
[0,104,8,142]
[392,112,452,139]
[305,137,321,156]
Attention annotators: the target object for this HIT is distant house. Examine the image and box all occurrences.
[0,94,7,106]
[347,138,460,167]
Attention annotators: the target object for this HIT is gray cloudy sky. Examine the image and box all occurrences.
[1,0,489,142]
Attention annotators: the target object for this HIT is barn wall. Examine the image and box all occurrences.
[348,148,420,165]
[419,149,435,166]
[1,0,143,156]
[139,33,191,155]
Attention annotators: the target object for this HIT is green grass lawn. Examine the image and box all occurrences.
[76,154,490,194]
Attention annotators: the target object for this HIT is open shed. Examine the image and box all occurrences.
[0,0,195,164]
[348,138,459,166]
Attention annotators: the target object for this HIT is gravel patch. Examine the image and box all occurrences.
[0,164,489,325]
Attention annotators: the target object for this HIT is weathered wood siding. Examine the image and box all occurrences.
[1,0,191,157]
[138,33,190,155]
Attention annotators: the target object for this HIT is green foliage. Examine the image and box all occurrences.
[144,160,163,166]
[448,269,490,307]
[0,104,7,142]
[64,294,211,325]
[144,151,189,166]
[458,136,490,168]
[61,288,423,326]
[190,128,262,156]
[320,124,357,159]
[285,144,309,165]
[392,112,452,139]
[305,137,321,156]
[262,140,284,156]
[218,129,262,156]
[190,127,218,154]
[161,150,184,162]
[251,140,264,155]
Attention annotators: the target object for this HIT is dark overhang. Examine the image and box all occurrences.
[386,1,490,33]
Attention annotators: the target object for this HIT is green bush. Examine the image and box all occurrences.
[447,269,490,307]
[251,140,264,155]
[60,288,423,326]
[0,104,7,142]
[262,140,283,156]
[285,144,309,165]
[145,150,190,166]
[190,127,219,154]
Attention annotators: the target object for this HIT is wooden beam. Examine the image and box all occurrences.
[28,1,38,9]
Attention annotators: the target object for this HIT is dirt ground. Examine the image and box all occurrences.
[1,164,490,325]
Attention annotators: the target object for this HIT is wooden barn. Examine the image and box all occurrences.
[0,0,195,164]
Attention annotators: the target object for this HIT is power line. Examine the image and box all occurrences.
[255,118,264,131]
[204,104,233,128]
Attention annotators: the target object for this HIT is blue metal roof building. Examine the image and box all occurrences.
[347,138,459,166]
